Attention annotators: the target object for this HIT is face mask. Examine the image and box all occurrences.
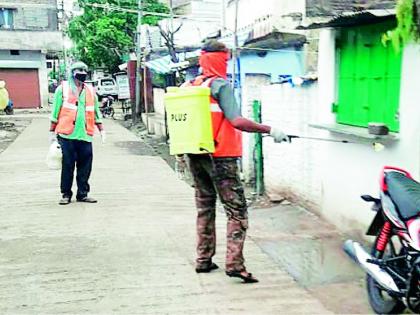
[74,73,87,82]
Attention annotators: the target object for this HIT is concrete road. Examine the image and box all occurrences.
[0,117,331,314]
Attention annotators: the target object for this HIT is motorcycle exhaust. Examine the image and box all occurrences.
[343,240,400,293]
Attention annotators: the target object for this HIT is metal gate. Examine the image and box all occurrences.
[0,68,41,108]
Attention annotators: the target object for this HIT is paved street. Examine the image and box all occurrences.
[0,116,331,314]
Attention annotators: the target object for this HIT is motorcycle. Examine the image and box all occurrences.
[344,166,420,314]
[100,96,115,119]
[4,100,14,115]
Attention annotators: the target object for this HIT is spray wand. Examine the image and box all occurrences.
[282,135,385,152]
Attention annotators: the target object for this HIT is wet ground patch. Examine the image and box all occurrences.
[250,205,371,314]
[0,118,31,154]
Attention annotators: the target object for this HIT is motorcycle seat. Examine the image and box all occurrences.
[386,171,420,220]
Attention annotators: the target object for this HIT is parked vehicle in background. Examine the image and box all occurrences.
[114,72,130,100]
[344,166,420,314]
[88,77,118,100]
[100,96,115,119]
[4,100,13,115]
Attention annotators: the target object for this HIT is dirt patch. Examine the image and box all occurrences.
[0,118,31,154]
[113,141,158,156]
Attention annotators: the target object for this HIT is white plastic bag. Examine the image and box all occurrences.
[46,141,62,170]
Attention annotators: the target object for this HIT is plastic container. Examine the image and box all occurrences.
[164,86,215,155]
[46,141,62,170]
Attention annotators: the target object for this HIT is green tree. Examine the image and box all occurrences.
[382,0,420,50]
[68,0,169,73]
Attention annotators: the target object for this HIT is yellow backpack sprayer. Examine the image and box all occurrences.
[164,86,215,155]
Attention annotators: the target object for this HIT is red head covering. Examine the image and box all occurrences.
[199,51,229,79]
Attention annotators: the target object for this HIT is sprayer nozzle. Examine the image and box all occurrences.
[373,142,385,152]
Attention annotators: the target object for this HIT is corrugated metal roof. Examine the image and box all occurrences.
[297,9,396,29]
[219,30,252,49]
[244,31,306,50]
[145,49,201,74]
[306,0,396,17]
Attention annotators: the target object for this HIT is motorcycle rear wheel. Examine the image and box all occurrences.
[366,238,406,314]
[108,107,115,118]
[102,108,115,119]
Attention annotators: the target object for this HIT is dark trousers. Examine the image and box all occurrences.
[187,155,248,272]
[58,136,93,200]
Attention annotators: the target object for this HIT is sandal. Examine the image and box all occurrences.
[226,270,259,283]
[195,262,219,273]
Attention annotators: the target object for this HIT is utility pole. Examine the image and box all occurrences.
[57,0,67,80]
[221,0,226,32]
[231,0,242,113]
[231,0,238,90]
[134,0,143,124]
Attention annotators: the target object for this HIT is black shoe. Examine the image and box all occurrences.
[59,196,71,205]
[76,197,97,203]
[226,270,259,283]
[195,262,219,273]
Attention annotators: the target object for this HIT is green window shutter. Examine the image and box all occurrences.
[336,22,402,132]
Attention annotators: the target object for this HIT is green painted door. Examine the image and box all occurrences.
[337,22,402,132]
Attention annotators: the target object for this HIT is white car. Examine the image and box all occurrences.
[90,78,118,100]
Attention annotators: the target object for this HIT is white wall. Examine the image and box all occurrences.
[260,82,324,211]
[315,32,420,231]
[153,88,166,116]
[241,74,271,184]
[247,31,420,234]
[159,0,222,47]
[224,0,305,32]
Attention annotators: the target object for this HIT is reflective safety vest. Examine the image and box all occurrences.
[55,81,96,136]
[199,77,242,158]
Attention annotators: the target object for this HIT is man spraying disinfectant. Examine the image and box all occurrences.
[165,40,290,283]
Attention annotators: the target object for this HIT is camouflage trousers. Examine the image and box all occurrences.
[187,154,248,272]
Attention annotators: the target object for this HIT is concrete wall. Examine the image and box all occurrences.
[310,30,420,232]
[0,30,62,51]
[160,0,222,47]
[260,82,323,210]
[241,29,420,234]
[0,0,58,30]
[0,49,49,107]
[0,0,61,107]
[241,74,271,185]
[238,50,305,185]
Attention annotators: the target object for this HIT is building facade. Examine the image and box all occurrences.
[0,0,62,108]
[221,0,414,235]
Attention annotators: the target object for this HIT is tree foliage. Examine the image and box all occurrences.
[382,0,419,51]
[68,0,169,73]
